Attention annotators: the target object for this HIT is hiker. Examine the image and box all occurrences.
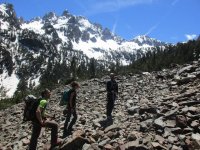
[63,81,80,138]
[106,73,118,120]
[29,89,61,150]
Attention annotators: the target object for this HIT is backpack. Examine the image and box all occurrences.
[23,95,40,122]
[59,89,70,106]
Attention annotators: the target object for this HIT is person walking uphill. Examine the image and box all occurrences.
[63,81,80,138]
[106,73,118,120]
[29,89,62,150]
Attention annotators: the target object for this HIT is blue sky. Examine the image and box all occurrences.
[1,0,199,43]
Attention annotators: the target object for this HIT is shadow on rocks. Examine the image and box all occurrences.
[99,118,113,129]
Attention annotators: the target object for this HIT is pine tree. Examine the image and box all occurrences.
[70,56,77,79]
[89,58,96,78]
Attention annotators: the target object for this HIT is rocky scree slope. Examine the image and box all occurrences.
[1,60,200,150]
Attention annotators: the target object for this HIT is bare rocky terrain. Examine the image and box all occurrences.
[1,60,200,150]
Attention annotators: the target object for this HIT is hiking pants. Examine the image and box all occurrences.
[63,109,77,133]
[106,93,116,117]
[29,121,58,150]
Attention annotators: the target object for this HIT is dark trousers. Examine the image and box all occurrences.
[106,93,116,117]
[63,109,77,136]
[29,121,58,150]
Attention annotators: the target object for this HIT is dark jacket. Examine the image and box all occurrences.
[67,89,77,108]
[106,79,118,94]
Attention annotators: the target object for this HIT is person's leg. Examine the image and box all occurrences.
[68,110,77,131]
[29,123,41,150]
[44,120,58,146]
[63,110,72,137]
[110,93,116,117]
[106,101,111,117]
[110,99,115,116]
[106,94,113,117]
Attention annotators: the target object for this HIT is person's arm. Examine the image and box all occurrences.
[116,82,118,94]
[36,99,48,125]
[69,92,75,110]
[107,81,111,92]
[36,106,45,126]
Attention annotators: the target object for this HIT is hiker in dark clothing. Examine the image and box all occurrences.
[29,89,62,150]
[63,81,80,138]
[106,73,118,120]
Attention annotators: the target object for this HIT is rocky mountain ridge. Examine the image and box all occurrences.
[0,3,169,98]
[1,60,200,150]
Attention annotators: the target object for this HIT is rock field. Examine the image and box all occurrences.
[1,60,200,150]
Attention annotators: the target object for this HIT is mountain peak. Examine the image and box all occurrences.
[133,35,153,41]
[197,35,200,41]
[0,3,20,29]
[132,35,165,47]
[42,12,57,21]
[62,9,72,18]
[0,3,8,17]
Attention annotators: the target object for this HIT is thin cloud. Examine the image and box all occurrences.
[112,21,118,34]
[145,23,159,36]
[145,0,179,36]
[185,34,197,40]
[84,0,154,16]
[171,0,180,6]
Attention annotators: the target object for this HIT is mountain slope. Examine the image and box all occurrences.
[0,60,200,149]
[0,3,167,98]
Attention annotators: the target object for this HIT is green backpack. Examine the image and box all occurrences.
[59,89,70,106]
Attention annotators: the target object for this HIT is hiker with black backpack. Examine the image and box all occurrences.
[106,73,118,120]
[29,89,62,150]
[62,81,80,138]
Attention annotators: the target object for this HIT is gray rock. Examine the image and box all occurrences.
[154,117,165,129]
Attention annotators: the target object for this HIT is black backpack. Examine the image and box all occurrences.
[23,95,41,122]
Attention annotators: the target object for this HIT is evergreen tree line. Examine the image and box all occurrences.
[11,56,112,107]
[123,38,200,74]
[9,39,200,102]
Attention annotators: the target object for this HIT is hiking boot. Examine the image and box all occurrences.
[62,128,73,138]
[67,128,73,135]
[51,138,63,148]
[62,134,67,139]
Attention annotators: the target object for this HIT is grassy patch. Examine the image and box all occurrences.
[0,98,16,110]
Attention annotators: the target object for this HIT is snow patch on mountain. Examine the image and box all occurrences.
[0,4,9,30]
[0,4,8,17]
[0,71,19,98]
[21,19,45,34]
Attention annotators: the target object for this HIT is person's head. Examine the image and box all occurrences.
[41,88,51,99]
[110,73,115,80]
[70,81,80,90]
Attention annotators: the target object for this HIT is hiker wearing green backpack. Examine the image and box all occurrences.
[62,81,80,138]
[29,89,62,150]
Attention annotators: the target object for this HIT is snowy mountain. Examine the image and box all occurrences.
[19,9,167,63]
[0,3,167,98]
